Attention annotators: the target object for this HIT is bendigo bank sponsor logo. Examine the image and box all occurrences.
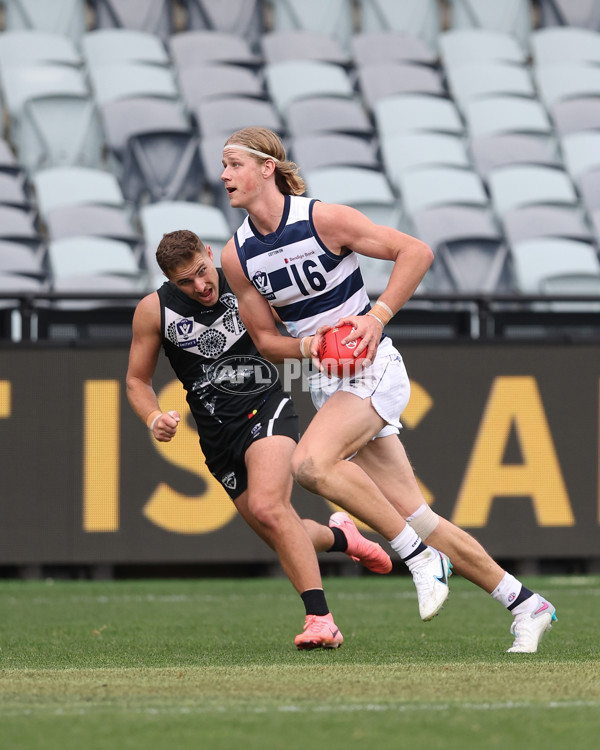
[206,355,279,394]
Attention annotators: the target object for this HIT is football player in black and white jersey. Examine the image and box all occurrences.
[220,127,556,653]
[126,229,395,650]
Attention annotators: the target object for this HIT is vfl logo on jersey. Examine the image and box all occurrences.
[222,471,237,491]
[168,317,199,349]
[252,269,275,300]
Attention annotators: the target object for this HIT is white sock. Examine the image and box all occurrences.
[491,572,523,609]
[389,524,423,561]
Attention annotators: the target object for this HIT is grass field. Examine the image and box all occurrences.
[0,574,599,750]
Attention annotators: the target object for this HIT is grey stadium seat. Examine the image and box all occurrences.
[289,134,379,173]
[357,63,445,112]
[270,0,354,51]
[398,166,489,216]
[184,0,264,51]
[470,134,561,180]
[93,0,175,42]
[535,63,600,111]
[265,60,354,117]
[3,0,87,42]
[168,30,261,69]
[439,29,526,67]
[374,94,464,139]
[502,205,593,245]
[531,27,600,66]
[448,0,531,52]
[32,166,125,218]
[560,132,600,182]
[88,63,180,106]
[351,31,436,66]
[510,238,600,293]
[82,29,170,67]
[445,62,535,113]
[192,97,283,137]
[357,0,441,52]
[487,165,578,216]
[45,204,141,247]
[551,97,600,136]
[0,205,41,248]
[0,30,82,67]
[410,205,514,292]
[261,31,350,66]
[285,97,373,139]
[177,65,265,111]
[463,96,552,138]
[537,0,600,31]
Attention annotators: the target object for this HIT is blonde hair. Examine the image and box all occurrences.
[224,127,305,195]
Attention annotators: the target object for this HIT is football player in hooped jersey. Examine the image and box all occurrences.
[220,127,557,653]
[126,229,399,651]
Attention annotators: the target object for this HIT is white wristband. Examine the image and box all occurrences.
[149,413,162,432]
[366,312,384,328]
[300,336,313,358]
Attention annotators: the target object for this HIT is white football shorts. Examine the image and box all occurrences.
[307,336,409,438]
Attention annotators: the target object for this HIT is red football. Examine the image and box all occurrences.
[318,324,367,378]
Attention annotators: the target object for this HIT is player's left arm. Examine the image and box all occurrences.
[311,202,434,363]
[221,239,308,363]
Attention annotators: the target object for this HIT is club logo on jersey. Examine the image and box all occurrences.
[206,355,279,395]
[168,317,199,349]
[252,269,275,300]
[221,471,237,491]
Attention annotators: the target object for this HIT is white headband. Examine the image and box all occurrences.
[223,143,281,163]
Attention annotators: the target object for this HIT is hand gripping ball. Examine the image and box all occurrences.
[318,324,367,378]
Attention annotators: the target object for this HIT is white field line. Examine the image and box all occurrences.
[2,699,600,718]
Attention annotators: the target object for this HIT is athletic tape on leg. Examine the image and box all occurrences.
[407,505,439,540]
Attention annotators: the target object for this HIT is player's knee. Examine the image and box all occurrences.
[291,452,325,494]
[248,494,286,530]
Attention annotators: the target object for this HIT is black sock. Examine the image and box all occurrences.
[507,586,535,612]
[327,527,348,552]
[401,541,428,562]
[301,588,329,616]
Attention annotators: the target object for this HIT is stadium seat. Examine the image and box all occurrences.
[82,29,170,67]
[32,167,125,218]
[398,166,489,215]
[261,31,350,66]
[198,134,248,232]
[591,209,600,243]
[0,30,82,67]
[510,238,600,293]
[0,173,30,210]
[357,0,441,51]
[357,63,445,112]
[448,0,531,52]
[270,0,354,51]
[93,0,175,42]
[374,94,464,139]
[561,132,600,182]
[285,97,374,139]
[192,97,283,137]
[535,64,600,111]
[3,0,87,42]
[351,31,437,66]
[0,139,19,176]
[531,27,600,66]
[45,204,141,248]
[551,97,600,136]
[470,134,561,180]
[0,205,42,248]
[439,29,526,67]
[578,168,600,212]
[88,63,180,106]
[289,134,379,172]
[265,60,354,116]
[0,240,45,279]
[177,65,265,111]
[445,62,535,113]
[410,205,514,292]
[463,96,552,138]
[140,201,232,257]
[502,205,593,245]
[538,272,600,296]
[168,30,262,69]
[537,0,600,30]
[184,0,265,50]
[380,133,470,192]
[17,94,104,174]
[120,130,203,204]
[47,236,141,282]
[0,64,88,141]
[100,97,190,166]
[487,165,578,216]
[357,255,396,297]
[304,166,401,228]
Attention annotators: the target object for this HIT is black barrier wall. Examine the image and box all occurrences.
[0,342,598,564]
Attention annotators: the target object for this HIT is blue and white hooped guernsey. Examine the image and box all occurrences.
[234,194,371,338]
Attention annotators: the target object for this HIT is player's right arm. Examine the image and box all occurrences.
[126,292,180,442]
[221,239,309,363]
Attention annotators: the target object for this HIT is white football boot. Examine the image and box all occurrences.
[409,547,452,621]
[507,595,557,653]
